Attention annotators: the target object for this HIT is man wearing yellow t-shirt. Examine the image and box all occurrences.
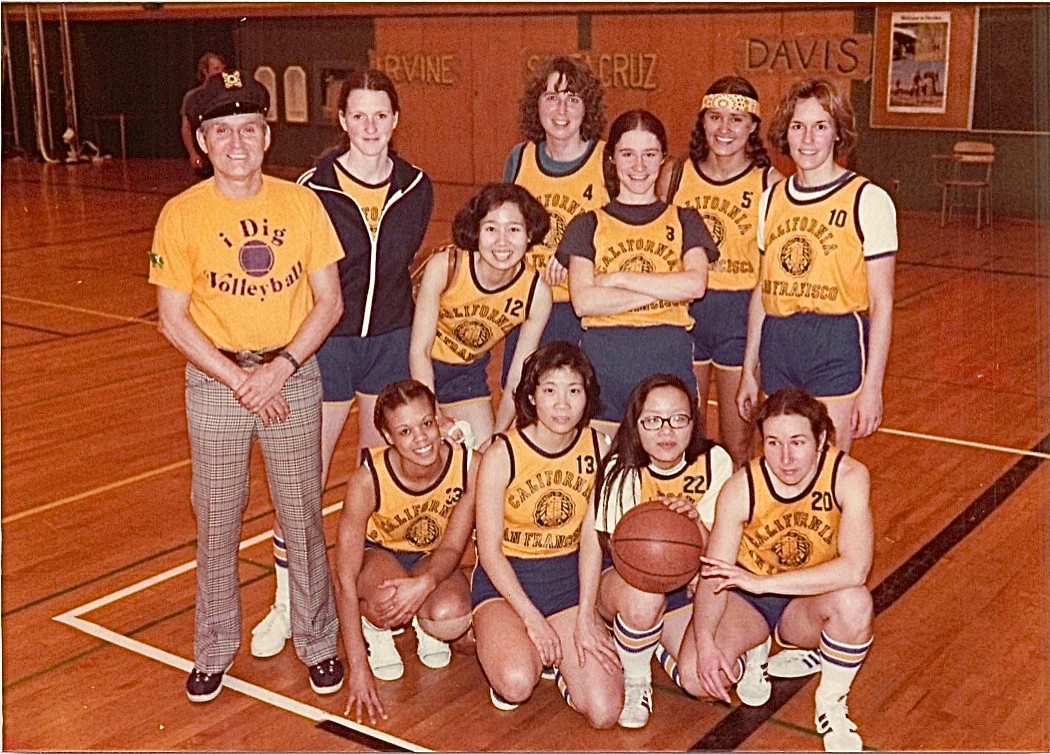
[149,70,346,703]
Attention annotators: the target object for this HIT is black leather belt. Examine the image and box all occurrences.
[219,348,283,368]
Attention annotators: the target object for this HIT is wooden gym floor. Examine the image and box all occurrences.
[2,158,1048,751]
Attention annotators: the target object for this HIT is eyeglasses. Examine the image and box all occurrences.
[638,413,693,431]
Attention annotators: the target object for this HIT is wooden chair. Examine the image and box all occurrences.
[932,141,995,229]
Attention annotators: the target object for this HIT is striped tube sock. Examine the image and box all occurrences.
[815,631,872,702]
[654,643,681,688]
[273,535,289,607]
[554,668,575,710]
[613,614,663,683]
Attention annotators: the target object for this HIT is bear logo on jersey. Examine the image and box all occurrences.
[453,320,492,350]
[406,515,441,548]
[779,236,812,277]
[618,255,655,274]
[702,212,726,248]
[771,530,811,568]
[533,490,575,529]
[239,239,275,277]
[544,213,567,250]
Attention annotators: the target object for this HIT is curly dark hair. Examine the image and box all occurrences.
[519,56,605,143]
[513,341,602,431]
[373,379,438,436]
[597,374,714,532]
[452,183,550,252]
[753,387,835,449]
[767,77,857,160]
[603,109,668,200]
[688,76,771,168]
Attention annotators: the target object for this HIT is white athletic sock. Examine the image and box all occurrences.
[553,668,575,710]
[273,535,289,608]
[654,643,682,688]
[613,613,662,682]
[815,631,872,701]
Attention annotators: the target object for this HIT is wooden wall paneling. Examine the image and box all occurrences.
[470,15,579,184]
[373,16,474,232]
[639,12,773,158]
[586,14,664,144]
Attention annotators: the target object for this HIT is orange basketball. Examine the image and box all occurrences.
[611,501,704,593]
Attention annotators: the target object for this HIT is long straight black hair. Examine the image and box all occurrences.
[597,373,713,531]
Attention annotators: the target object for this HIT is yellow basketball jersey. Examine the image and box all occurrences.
[675,162,768,291]
[499,427,602,558]
[639,452,714,513]
[335,165,387,237]
[761,175,870,316]
[429,249,541,364]
[363,441,469,553]
[584,204,694,330]
[513,141,608,303]
[736,447,844,576]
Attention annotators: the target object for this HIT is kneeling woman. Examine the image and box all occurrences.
[679,388,875,752]
[410,183,553,447]
[472,341,623,728]
[594,374,733,728]
[333,380,477,724]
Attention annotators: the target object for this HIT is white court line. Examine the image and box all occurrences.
[877,426,1049,460]
[1,459,192,525]
[51,517,426,753]
[1,294,159,326]
[704,399,1050,460]
[51,614,428,752]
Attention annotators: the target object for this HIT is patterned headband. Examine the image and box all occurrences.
[701,93,760,117]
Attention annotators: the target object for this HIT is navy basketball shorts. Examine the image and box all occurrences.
[363,541,427,572]
[432,354,491,405]
[471,550,580,618]
[601,552,691,612]
[759,311,869,398]
[730,588,794,632]
[501,301,583,385]
[582,325,696,423]
[316,327,411,403]
[690,289,751,368]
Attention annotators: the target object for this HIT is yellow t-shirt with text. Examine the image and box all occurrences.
[149,176,344,351]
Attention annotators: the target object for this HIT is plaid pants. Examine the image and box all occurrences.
[184,357,338,671]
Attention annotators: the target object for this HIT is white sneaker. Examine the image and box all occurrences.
[412,617,451,669]
[617,676,653,729]
[489,687,519,711]
[361,617,404,681]
[815,693,863,752]
[250,604,290,658]
[768,648,822,678]
[737,637,772,706]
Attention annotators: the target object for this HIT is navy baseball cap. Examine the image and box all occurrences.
[192,70,269,124]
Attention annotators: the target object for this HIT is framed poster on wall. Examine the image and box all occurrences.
[887,11,950,113]
[871,6,977,129]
